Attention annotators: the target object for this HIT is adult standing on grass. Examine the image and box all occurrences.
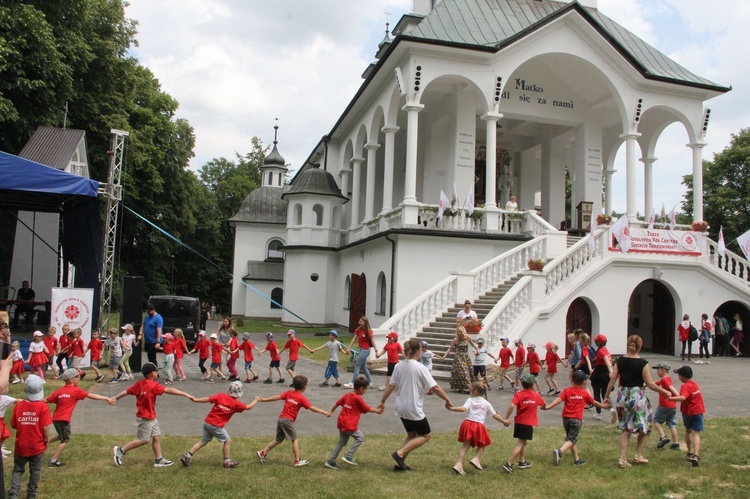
[344,316,376,389]
[439,326,475,394]
[378,338,453,471]
[605,335,670,468]
[140,303,163,365]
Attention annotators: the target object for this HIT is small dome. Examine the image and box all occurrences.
[264,143,286,167]
[281,165,348,202]
[230,187,287,223]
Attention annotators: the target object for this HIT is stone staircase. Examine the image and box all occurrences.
[567,234,583,248]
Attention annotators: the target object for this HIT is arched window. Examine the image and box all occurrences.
[267,239,284,260]
[294,204,303,225]
[313,204,324,226]
[344,276,351,310]
[268,172,273,186]
[270,287,283,309]
[278,174,283,186]
[376,272,387,314]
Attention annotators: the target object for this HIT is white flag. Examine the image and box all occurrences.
[647,209,656,230]
[668,206,677,230]
[588,217,597,253]
[717,225,726,257]
[737,228,750,260]
[611,216,631,253]
[438,190,450,219]
[660,203,666,227]
[465,185,475,216]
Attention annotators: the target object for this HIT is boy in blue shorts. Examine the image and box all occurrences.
[312,330,348,387]
[669,365,705,467]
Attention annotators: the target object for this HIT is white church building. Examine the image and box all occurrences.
[231,0,748,358]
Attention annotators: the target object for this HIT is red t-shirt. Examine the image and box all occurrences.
[88,338,103,361]
[559,386,594,419]
[58,334,70,353]
[203,393,247,427]
[194,338,210,359]
[126,378,166,420]
[545,351,560,374]
[174,337,186,359]
[335,392,371,432]
[11,400,52,457]
[383,342,403,363]
[266,341,280,361]
[44,335,58,357]
[594,346,610,367]
[163,341,175,355]
[355,327,373,350]
[47,384,89,422]
[228,338,239,360]
[656,376,677,409]
[283,338,303,361]
[527,351,541,374]
[210,341,224,363]
[240,340,256,361]
[512,389,546,426]
[677,322,691,342]
[498,347,513,369]
[679,380,705,415]
[278,390,312,421]
[70,338,85,357]
[514,346,526,367]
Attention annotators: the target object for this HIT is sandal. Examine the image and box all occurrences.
[618,459,632,468]
[633,455,649,464]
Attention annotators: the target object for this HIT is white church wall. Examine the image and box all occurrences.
[230,222,285,316]
[282,250,339,325]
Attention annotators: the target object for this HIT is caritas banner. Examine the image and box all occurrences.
[610,228,702,255]
[51,287,94,367]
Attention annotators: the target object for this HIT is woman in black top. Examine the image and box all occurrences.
[605,335,670,468]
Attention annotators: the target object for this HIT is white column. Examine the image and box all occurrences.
[403,103,424,205]
[349,157,364,228]
[689,143,705,222]
[620,133,641,221]
[380,126,399,214]
[339,168,351,228]
[642,156,657,221]
[364,142,380,221]
[604,168,616,216]
[482,113,502,209]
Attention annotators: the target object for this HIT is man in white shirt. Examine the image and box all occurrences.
[378,338,452,471]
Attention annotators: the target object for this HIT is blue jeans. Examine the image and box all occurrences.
[352,347,372,384]
[325,361,339,380]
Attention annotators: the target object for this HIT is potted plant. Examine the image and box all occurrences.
[467,209,484,222]
[691,221,709,232]
[596,214,612,225]
[528,258,546,271]
[463,318,484,333]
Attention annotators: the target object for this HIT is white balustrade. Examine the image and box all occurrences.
[544,228,607,294]
[707,239,750,285]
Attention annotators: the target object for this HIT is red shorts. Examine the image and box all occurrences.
[457,419,492,448]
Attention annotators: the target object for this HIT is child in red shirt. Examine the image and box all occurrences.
[280,329,313,382]
[669,365,705,467]
[499,373,547,473]
[172,328,190,382]
[545,370,609,466]
[207,333,229,383]
[44,326,59,378]
[180,381,260,468]
[376,332,404,391]
[68,328,86,370]
[54,324,71,377]
[260,332,283,384]
[494,337,514,390]
[46,368,113,467]
[543,341,563,395]
[83,329,104,382]
[9,375,52,499]
[256,375,331,467]
[112,362,194,467]
[325,375,383,468]
[524,343,542,393]
[652,362,681,451]
[239,332,262,383]
[513,338,526,391]
[189,331,210,380]
[225,328,241,382]
[157,332,177,384]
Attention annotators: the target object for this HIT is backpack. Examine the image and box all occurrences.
[688,324,699,342]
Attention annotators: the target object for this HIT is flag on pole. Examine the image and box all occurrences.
[611,216,631,253]
[438,190,450,219]
[717,225,726,257]
[588,217,597,253]
[465,185,475,216]
[453,183,459,209]
[737,228,750,260]
[647,209,656,230]
[660,203,666,227]
[667,206,677,230]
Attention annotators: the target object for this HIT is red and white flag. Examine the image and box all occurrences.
[737,228,750,260]
[611,216,631,253]
[438,190,450,219]
[668,206,677,230]
[717,225,726,257]
[588,217,597,253]
[465,185,475,216]
[647,209,656,230]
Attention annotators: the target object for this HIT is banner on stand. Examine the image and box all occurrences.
[609,228,701,256]
[51,288,94,367]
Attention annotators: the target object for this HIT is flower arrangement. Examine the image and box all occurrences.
[528,258,546,270]
[463,317,484,333]
[507,212,527,222]
[467,209,484,221]
[691,221,709,231]
[596,214,612,225]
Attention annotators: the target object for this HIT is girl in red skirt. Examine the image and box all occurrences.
[25,330,50,379]
[10,341,25,384]
[449,381,504,475]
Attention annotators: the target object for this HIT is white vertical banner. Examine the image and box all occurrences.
[51,287,94,367]
[737,229,750,260]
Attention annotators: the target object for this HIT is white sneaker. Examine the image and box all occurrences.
[154,457,174,467]
[378,386,385,391]
[593,413,602,420]
[342,383,354,389]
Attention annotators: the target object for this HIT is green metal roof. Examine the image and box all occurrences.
[405,0,728,91]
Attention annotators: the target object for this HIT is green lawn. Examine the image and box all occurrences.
[3,417,749,498]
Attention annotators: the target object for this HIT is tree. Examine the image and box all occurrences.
[683,128,750,245]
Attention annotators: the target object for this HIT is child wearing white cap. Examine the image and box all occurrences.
[9,375,51,498]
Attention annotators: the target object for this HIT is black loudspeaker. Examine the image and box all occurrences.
[121,276,144,371]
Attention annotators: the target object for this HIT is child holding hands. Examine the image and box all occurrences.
[669,365,705,467]
[312,330,347,387]
[500,373,547,473]
[449,381,504,475]
[376,332,403,390]
[543,341,563,395]
[494,337,514,390]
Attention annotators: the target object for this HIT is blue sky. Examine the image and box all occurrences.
[125,0,747,216]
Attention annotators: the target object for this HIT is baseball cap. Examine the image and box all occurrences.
[60,369,80,381]
[594,334,608,343]
[265,332,273,340]
[241,332,251,340]
[141,362,158,376]
[513,338,522,344]
[501,337,510,343]
[420,341,428,347]
[520,373,536,385]
[652,362,671,371]
[209,333,217,339]
[121,324,134,331]
[386,331,398,340]
[162,333,174,340]
[544,341,555,349]
[198,330,206,337]
[526,342,535,349]
[33,330,43,337]
[287,329,295,336]
[476,337,485,343]
[228,381,244,398]
[24,375,45,401]
[572,370,588,382]
[673,365,693,379]
[328,330,338,337]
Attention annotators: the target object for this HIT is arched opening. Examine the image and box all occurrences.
[628,279,675,354]
[376,271,387,315]
[293,204,302,225]
[714,301,750,357]
[344,276,351,310]
[565,297,592,357]
[270,287,283,309]
[313,204,324,226]
[266,239,284,261]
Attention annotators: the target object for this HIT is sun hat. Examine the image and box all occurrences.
[476,337,485,343]
[513,338,522,344]
[33,330,43,337]
[198,331,206,337]
[420,341,428,347]
[265,332,273,340]
[527,342,536,349]
[209,333,217,339]
[24,375,44,401]
[60,369,80,381]
[121,324,134,331]
[228,381,244,398]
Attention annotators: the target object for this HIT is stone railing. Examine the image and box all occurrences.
[707,239,750,286]
[472,237,545,295]
[544,227,608,294]
[417,206,482,231]
[480,276,532,347]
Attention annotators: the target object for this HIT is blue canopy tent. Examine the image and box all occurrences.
[0,150,103,324]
